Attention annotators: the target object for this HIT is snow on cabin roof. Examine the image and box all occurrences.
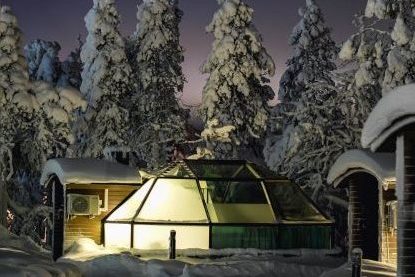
[327,149,395,188]
[40,158,142,186]
[362,84,415,151]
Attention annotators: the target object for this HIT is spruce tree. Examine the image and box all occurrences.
[80,0,132,158]
[201,0,275,159]
[129,0,186,168]
[0,5,33,226]
[265,0,338,198]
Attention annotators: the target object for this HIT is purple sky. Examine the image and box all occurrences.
[4,0,367,105]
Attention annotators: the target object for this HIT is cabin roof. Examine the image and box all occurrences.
[327,149,395,189]
[362,84,415,151]
[40,158,142,186]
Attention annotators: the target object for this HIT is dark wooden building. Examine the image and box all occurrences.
[328,149,397,264]
[361,84,415,276]
[40,158,142,260]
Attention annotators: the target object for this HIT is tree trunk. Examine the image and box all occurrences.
[396,133,415,276]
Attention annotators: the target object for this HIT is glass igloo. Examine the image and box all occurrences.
[103,160,332,250]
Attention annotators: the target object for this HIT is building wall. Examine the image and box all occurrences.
[380,188,397,265]
[64,184,137,250]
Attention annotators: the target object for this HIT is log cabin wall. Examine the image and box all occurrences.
[64,184,138,250]
[397,131,415,276]
[348,173,380,260]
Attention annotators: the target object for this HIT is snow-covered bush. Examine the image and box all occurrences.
[79,0,132,158]
[201,0,275,159]
[129,0,187,169]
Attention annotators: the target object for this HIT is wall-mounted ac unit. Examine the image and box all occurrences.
[67,194,100,216]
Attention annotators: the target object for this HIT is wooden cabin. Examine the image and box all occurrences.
[361,84,415,275]
[40,158,142,260]
[327,149,397,264]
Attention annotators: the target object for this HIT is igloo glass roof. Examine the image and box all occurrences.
[105,160,331,224]
[158,160,285,180]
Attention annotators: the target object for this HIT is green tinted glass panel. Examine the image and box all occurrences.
[185,161,255,179]
[211,225,332,249]
[204,180,267,204]
[266,181,327,221]
[200,180,274,223]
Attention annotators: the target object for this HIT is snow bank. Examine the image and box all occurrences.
[327,149,395,188]
[0,225,80,276]
[40,158,142,186]
[321,259,396,277]
[362,84,415,151]
[61,238,345,277]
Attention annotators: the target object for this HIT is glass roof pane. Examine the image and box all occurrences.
[135,178,208,223]
[199,180,275,223]
[107,179,153,221]
[185,160,256,179]
[266,181,327,222]
[247,163,280,179]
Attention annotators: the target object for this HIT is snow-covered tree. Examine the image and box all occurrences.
[80,0,132,158]
[201,0,275,159]
[0,5,33,227]
[129,0,187,168]
[24,39,62,84]
[11,83,86,242]
[278,0,337,123]
[365,0,415,93]
[57,38,83,89]
[336,13,392,150]
[265,0,339,199]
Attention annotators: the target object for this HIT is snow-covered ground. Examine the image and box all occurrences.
[0,226,80,276]
[0,227,396,277]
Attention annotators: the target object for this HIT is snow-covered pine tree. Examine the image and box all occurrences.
[336,13,392,149]
[129,0,187,168]
[80,0,132,158]
[0,5,34,227]
[57,38,83,89]
[365,0,415,93]
[24,39,62,84]
[201,0,275,160]
[265,0,338,198]
[278,0,337,124]
[10,83,86,242]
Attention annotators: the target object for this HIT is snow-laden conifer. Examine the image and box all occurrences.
[80,0,132,158]
[201,0,275,159]
[129,0,186,168]
[0,5,33,227]
[265,0,338,199]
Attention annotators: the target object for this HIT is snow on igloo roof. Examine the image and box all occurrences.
[327,149,395,188]
[40,158,142,186]
[362,84,415,151]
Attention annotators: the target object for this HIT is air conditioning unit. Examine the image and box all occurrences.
[67,194,100,216]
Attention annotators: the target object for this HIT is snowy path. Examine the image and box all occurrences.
[0,233,396,277]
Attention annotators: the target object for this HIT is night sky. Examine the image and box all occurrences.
[3,0,367,105]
